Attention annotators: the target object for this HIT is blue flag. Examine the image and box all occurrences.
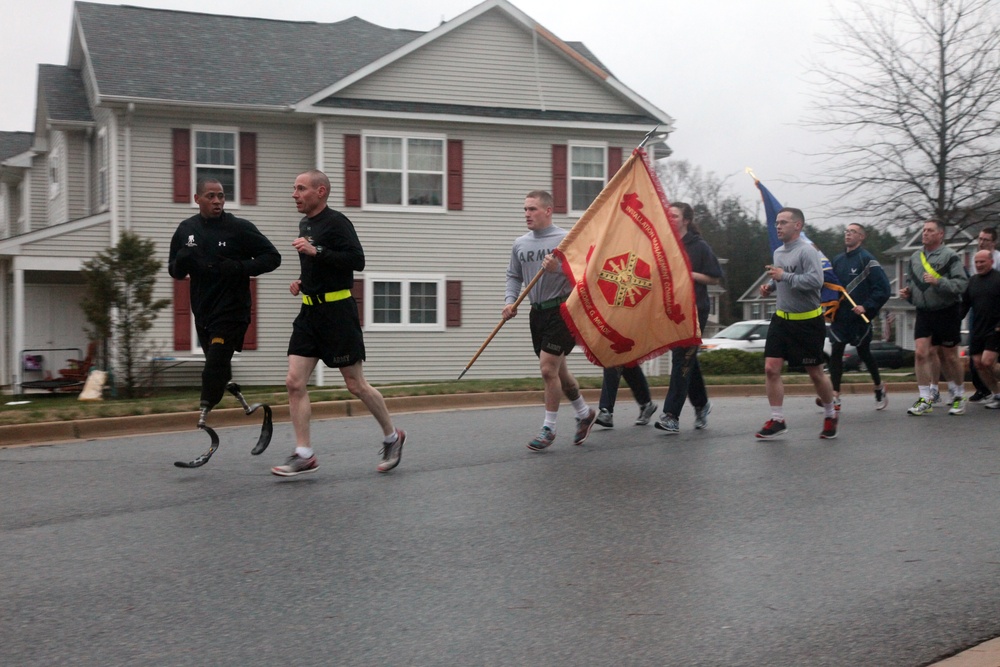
[754,179,844,320]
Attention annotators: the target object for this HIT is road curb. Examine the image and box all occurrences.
[0,382,921,448]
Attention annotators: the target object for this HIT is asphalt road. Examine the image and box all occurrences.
[3,393,1000,666]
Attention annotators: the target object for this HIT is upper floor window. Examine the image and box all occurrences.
[363,134,445,209]
[193,128,238,203]
[363,273,446,331]
[569,144,606,213]
[97,128,109,209]
[49,147,61,199]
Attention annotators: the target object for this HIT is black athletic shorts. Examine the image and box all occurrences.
[287,297,366,368]
[913,303,962,347]
[764,313,827,367]
[529,305,576,357]
[196,322,248,353]
[969,331,1000,357]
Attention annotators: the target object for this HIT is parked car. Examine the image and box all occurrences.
[841,341,911,371]
[700,320,770,352]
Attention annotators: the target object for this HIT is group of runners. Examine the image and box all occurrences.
[169,176,999,475]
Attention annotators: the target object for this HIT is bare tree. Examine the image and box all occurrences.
[807,0,1000,235]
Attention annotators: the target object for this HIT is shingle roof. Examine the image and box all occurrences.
[0,132,34,161]
[38,65,93,123]
[76,2,424,106]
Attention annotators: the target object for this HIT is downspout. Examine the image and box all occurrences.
[314,119,325,387]
[124,102,134,232]
[12,266,24,393]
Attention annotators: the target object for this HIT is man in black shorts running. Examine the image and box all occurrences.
[756,207,839,440]
[960,250,1000,408]
[899,219,968,416]
[271,170,406,477]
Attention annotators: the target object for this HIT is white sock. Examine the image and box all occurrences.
[383,431,398,445]
[295,446,314,459]
[770,408,785,422]
[823,403,836,419]
[570,396,590,419]
[918,385,931,400]
[544,411,558,431]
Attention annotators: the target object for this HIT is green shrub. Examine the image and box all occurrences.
[698,349,765,375]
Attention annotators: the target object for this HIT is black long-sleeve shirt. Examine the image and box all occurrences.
[961,269,1000,339]
[296,206,365,295]
[168,211,281,328]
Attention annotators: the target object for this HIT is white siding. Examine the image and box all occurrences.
[320,116,641,384]
[47,131,68,227]
[23,220,111,257]
[65,130,88,221]
[28,155,47,232]
[125,111,317,385]
[339,9,636,115]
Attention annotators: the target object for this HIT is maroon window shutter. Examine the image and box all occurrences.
[239,132,257,205]
[607,147,622,181]
[446,280,462,327]
[345,134,362,207]
[173,129,191,203]
[173,278,191,350]
[244,278,259,350]
[447,139,463,211]
[351,278,365,326]
[552,144,567,214]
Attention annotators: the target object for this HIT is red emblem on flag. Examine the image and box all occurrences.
[597,252,653,308]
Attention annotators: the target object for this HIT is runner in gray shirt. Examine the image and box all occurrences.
[502,190,597,452]
[756,207,839,440]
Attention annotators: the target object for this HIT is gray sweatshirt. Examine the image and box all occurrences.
[905,245,967,311]
[767,237,824,314]
[505,225,571,305]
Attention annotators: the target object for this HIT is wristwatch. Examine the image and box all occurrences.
[314,245,324,256]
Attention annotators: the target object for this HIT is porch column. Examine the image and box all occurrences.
[12,265,24,393]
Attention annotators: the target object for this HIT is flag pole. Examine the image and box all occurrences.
[457,267,546,380]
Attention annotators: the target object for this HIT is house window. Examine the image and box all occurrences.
[49,147,61,199]
[97,128,109,209]
[364,273,446,331]
[751,303,761,319]
[0,184,7,236]
[363,134,444,208]
[193,128,239,205]
[569,144,606,213]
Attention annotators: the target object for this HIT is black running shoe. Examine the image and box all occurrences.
[755,419,787,439]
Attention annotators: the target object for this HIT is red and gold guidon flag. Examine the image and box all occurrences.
[553,149,700,368]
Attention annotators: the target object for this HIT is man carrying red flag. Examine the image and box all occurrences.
[502,190,597,451]
[757,207,839,440]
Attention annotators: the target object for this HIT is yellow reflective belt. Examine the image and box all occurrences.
[302,289,351,306]
[919,252,942,280]
[775,307,823,320]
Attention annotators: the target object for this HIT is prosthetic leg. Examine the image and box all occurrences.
[173,385,272,468]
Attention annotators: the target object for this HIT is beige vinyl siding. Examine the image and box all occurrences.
[320,117,640,384]
[23,219,111,256]
[124,111,317,385]
[338,9,636,116]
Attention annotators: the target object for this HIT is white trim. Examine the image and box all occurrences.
[300,105,659,132]
[190,125,241,209]
[315,119,325,172]
[13,256,83,271]
[364,272,447,332]
[48,146,61,199]
[361,131,446,211]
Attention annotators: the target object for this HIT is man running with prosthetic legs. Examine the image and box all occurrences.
[168,178,281,467]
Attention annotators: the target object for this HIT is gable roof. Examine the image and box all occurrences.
[74,2,423,108]
[0,132,34,162]
[38,65,93,124]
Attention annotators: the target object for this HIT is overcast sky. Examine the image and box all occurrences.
[0,0,858,224]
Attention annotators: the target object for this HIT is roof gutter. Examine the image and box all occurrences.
[98,95,294,114]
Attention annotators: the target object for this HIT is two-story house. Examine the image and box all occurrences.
[0,0,674,392]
